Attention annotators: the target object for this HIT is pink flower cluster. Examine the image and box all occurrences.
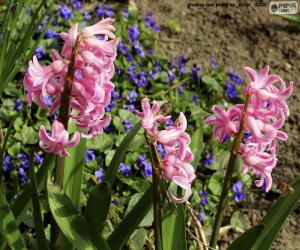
[205,66,293,191]
[23,19,118,156]
[136,98,196,203]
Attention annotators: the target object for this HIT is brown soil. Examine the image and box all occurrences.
[134,1,300,249]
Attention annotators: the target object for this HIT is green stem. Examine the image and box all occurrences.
[51,35,80,250]
[144,131,163,250]
[209,93,251,249]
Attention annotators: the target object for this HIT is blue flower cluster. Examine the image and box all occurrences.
[122,118,133,132]
[144,12,160,32]
[203,150,213,165]
[95,167,104,183]
[95,4,113,18]
[136,155,152,177]
[119,162,131,176]
[60,5,73,20]
[232,182,247,202]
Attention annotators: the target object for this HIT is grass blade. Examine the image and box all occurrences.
[0,190,26,250]
[28,151,49,249]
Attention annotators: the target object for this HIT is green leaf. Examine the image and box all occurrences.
[48,182,110,250]
[228,225,265,250]
[162,204,187,250]
[64,138,86,208]
[86,133,113,152]
[28,152,49,249]
[128,228,148,250]
[12,154,55,224]
[230,211,247,233]
[84,183,111,233]
[0,191,26,250]
[208,172,223,195]
[107,186,152,250]
[190,128,203,169]
[201,75,222,92]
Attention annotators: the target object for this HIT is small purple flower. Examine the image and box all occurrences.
[126,51,133,62]
[232,182,247,202]
[137,71,148,88]
[95,168,104,183]
[34,153,44,165]
[119,162,131,176]
[225,81,237,99]
[95,5,104,17]
[128,25,140,42]
[44,29,59,39]
[178,85,184,96]
[122,118,133,132]
[103,5,113,17]
[157,144,166,158]
[192,67,201,81]
[72,0,82,10]
[15,99,22,111]
[168,70,175,82]
[176,55,187,74]
[123,104,135,112]
[222,133,230,143]
[168,59,174,70]
[133,41,144,57]
[103,126,110,133]
[243,131,252,142]
[83,11,91,20]
[111,90,120,101]
[118,40,127,54]
[144,12,160,32]
[3,155,13,172]
[105,102,115,112]
[227,70,243,84]
[136,155,152,177]
[52,19,59,26]
[43,96,53,107]
[148,49,154,55]
[35,46,46,60]
[203,151,213,165]
[60,5,73,20]
[191,95,198,105]
[123,9,129,19]
[197,213,204,222]
[18,167,28,183]
[200,190,208,206]
[116,67,123,76]
[85,149,96,163]
[166,119,174,126]
[127,90,138,103]
[210,57,218,70]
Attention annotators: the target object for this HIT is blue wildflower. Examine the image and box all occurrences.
[176,55,187,74]
[3,155,13,172]
[123,104,135,112]
[72,0,82,10]
[43,96,53,107]
[144,12,160,32]
[95,5,104,17]
[137,71,147,87]
[232,182,247,202]
[104,5,113,17]
[133,41,144,57]
[85,149,96,163]
[136,155,152,177]
[192,67,201,81]
[118,40,127,54]
[83,11,91,20]
[116,67,123,76]
[197,213,204,222]
[119,163,131,176]
[178,85,184,96]
[126,51,133,62]
[227,70,243,84]
[60,5,73,20]
[200,190,208,206]
[103,126,110,133]
[166,119,174,126]
[191,95,198,105]
[105,102,115,112]
[225,81,237,99]
[44,29,58,39]
[35,46,46,59]
[123,9,129,19]
[15,99,22,111]
[18,167,28,183]
[203,151,213,165]
[95,168,104,183]
[111,90,120,101]
[34,153,44,165]
[52,19,59,26]
[122,118,133,132]
[127,90,138,103]
[157,144,166,158]
[243,132,252,142]
[128,25,140,42]
[210,57,218,70]
[168,59,174,70]
[223,133,230,143]
[148,49,154,55]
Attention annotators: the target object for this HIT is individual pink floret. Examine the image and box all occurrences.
[39,120,80,157]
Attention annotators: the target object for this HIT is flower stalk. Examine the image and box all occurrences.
[144,131,163,250]
[209,93,251,249]
[51,35,80,250]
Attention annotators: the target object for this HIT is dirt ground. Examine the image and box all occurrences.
[134,0,300,249]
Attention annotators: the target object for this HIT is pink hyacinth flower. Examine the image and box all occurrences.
[204,105,241,143]
[39,120,80,157]
[135,98,170,135]
[240,143,277,192]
